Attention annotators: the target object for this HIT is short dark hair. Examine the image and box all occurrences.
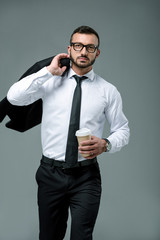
[70,26,100,47]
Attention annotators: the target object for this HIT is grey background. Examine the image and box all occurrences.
[0,0,160,239]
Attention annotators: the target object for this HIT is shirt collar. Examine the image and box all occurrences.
[67,68,95,81]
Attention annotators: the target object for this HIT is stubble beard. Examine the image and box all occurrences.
[70,52,96,69]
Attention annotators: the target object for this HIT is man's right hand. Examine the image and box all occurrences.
[47,53,70,76]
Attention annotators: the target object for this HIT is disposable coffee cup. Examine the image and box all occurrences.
[75,128,91,157]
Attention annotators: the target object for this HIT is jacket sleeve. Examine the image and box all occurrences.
[0,56,53,132]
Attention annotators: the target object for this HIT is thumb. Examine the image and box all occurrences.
[61,66,67,73]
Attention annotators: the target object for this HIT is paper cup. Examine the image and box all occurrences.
[75,128,91,157]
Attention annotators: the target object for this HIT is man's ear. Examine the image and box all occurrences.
[68,46,71,56]
[96,49,100,58]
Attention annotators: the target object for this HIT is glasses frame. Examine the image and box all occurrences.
[71,42,98,53]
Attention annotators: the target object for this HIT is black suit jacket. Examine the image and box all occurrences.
[0,56,70,132]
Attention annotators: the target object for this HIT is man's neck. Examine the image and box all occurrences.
[71,65,92,76]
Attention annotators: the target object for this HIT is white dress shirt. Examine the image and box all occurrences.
[7,67,130,161]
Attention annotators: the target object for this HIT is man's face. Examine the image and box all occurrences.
[68,33,100,71]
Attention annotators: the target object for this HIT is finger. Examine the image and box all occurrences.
[79,145,95,151]
[79,151,95,158]
[80,140,96,146]
[56,53,70,61]
[85,152,96,159]
[51,54,69,66]
[61,66,67,73]
[79,148,96,155]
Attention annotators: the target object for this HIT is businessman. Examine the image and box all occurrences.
[7,26,130,240]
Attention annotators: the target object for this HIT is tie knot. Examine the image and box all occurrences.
[73,75,87,84]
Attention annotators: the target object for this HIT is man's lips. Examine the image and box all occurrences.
[77,56,89,61]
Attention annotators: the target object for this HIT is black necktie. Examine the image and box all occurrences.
[65,75,87,167]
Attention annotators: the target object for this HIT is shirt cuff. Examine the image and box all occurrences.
[107,136,122,153]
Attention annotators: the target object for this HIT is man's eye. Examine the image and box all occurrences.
[88,45,94,50]
[75,44,81,48]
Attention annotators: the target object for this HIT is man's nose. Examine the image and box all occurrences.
[81,46,88,54]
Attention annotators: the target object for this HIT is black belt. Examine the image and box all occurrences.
[41,155,97,169]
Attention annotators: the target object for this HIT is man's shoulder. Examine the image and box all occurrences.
[94,73,117,90]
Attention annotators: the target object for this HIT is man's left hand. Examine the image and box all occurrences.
[78,136,107,159]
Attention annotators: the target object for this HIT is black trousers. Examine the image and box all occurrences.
[35,159,102,240]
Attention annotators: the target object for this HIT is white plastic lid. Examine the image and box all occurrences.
[75,128,91,137]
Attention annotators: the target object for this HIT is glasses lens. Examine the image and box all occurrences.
[73,43,83,51]
[87,45,96,53]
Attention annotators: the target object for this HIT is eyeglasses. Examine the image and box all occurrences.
[71,42,98,53]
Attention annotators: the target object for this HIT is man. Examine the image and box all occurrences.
[7,26,130,240]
